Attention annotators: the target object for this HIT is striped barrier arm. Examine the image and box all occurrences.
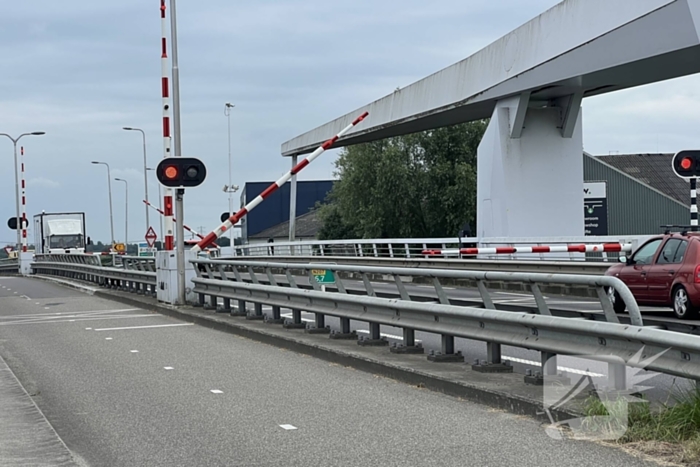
[192,111,370,253]
[423,243,633,256]
[143,200,218,247]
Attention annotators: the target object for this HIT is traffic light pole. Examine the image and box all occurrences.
[170,0,186,305]
[692,178,697,230]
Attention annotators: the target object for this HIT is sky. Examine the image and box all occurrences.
[1,0,700,246]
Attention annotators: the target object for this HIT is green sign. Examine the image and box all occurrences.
[311,269,335,284]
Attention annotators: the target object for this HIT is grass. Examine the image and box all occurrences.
[580,385,700,464]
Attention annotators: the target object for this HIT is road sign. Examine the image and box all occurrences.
[3,247,13,255]
[145,226,158,247]
[114,243,126,253]
[137,242,157,257]
[311,269,335,284]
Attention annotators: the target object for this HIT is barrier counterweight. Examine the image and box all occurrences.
[192,111,370,252]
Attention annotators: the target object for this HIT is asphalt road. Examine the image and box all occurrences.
[0,276,658,467]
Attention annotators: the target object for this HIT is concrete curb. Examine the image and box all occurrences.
[34,275,584,423]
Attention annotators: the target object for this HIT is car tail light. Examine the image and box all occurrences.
[695,265,700,283]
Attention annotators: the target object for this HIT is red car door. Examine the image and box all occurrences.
[616,238,664,302]
[646,238,686,304]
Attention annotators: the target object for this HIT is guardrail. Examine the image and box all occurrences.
[32,254,156,295]
[233,235,650,262]
[189,259,700,386]
[0,258,18,275]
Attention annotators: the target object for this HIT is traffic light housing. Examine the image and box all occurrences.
[221,212,230,223]
[156,157,207,188]
[7,217,28,231]
[672,151,700,178]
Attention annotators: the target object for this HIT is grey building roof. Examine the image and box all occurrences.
[594,154,688,206]
[249,210,321,240]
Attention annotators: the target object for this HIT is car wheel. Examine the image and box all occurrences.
[607,287,626,314]
[673,286,698,320]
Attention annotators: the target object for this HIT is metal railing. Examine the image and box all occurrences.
[0,258,18,275]
[32,254,156,295]
[189,259,700,386]
[233,235,650,262]
[122,256,157,272]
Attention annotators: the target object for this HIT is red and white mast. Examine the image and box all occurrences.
[160,0,174,251]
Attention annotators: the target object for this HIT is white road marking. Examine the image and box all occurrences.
[85,328,92,330]
[94,323,194,332]
[164,367,174,370]
[105,337,113,340]
[210,389,223,394]
[130,350,139,353]
[279,424,297,430]
[69,320,75,322]
[0,314,156,327]
[35,302,39,305]
[20,295,31,300]
[503,356,605,377]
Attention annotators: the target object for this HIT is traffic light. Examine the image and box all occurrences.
[672,151,700,178]
[7,217,28,230]
[221,212,230,223]
[156,157,207,188]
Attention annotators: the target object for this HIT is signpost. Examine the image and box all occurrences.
[583,182,608,236]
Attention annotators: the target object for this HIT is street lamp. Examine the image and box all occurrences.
[146,167,163,244]
[224,103,236,244]
[122,127,149,234]
[114,178,129,250]
[0,131,45,251]
[91,161,115,246]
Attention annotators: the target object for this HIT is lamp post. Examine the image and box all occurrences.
[0,131,45,251]
[146,167,163,245]
[114,178,129,250]
[122,127,150,235]
[224,103,236,246]
[91,161,115,246]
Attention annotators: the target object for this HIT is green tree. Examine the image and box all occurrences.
[317,120,487,239]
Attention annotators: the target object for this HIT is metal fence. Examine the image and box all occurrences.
[0,258,18,275]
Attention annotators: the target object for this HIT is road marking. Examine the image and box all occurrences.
[503,356,605,377]
[35,302,40,305]
[94,323,194,332]
[0,308,141,320]
[210,389,223,394]
[130,350,139,353]
[0,314,156,327]
[85,328,92,330]
[279,424,297,430]
[164,367,174,370]
[20,295,31,300]
[105,337,113,340]
[69,320,75,322]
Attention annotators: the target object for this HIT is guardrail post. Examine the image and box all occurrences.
[231,299,246,317]
[608,362,627,391]
[472,342,513,373]
[204,294,218,311]
[427,335,464,362]
[390,328,424,354]
[306,312,329,334]
[330,317,356,340]
[283,308,306,329]
[246,302,264,320]
[265,305,285,325]
[196,292,205,308]
[222,297,231,312]
[358,322,387,346]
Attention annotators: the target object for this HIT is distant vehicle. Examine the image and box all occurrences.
[605,228,700,319]
[33,212,90,254]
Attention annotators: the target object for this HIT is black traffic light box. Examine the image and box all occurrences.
[672,151,700,178]
[156,157,207,188]
[7,217,28,231]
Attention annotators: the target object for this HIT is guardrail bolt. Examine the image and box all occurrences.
[598,338,606,346]
[683,352,691,361]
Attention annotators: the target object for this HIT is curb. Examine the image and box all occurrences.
[34,275,582,423]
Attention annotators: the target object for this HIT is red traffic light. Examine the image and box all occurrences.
[673,151,700,178]
[164,165,179,179]
[681,157,693,170]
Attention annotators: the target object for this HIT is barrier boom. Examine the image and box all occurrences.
[192,111,370,253]
[423,243,633,256]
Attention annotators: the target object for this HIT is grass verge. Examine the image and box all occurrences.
[580,385,700,465]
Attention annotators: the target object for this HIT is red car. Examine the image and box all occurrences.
[605,231,700,319]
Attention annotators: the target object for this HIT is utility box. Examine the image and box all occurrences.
[19,251,34,276]
[156,250,198,305]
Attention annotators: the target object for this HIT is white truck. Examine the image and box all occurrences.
[33,212,88,254]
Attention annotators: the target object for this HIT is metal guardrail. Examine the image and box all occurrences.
[0,259,18,275]
[32,255,156,295]
[233,235,650,262]
[189,259,700,385]
[122,256,157,272]
[192,259,642,326]
[221,255,615,276]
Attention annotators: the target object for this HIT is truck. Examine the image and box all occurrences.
[33,212,88,254]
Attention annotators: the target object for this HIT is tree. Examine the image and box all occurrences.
[317,120,488,239]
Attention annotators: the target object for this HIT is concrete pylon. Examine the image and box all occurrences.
[476,93,584,239]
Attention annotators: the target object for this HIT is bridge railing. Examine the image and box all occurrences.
[233,235,651,262]
[189,258,700,387]
[32,255,156,295]
[0,258,18,275]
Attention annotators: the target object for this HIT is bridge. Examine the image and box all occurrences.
[4,0,700,465]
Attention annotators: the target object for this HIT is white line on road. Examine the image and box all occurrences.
[85,328,92,330]
[94,323,194,332]
[164,367,174,370]
[279,424,297,430]
[105,337,113,340]
[503,356,605,377]
[210,389,223,394]
[0,314,156,327]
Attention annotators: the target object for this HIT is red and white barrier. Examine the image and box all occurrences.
[143,200,217,247]
[192,111,370,253]
[160,0,174,251]
[20,146,27,252]
[422,243,633,257]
